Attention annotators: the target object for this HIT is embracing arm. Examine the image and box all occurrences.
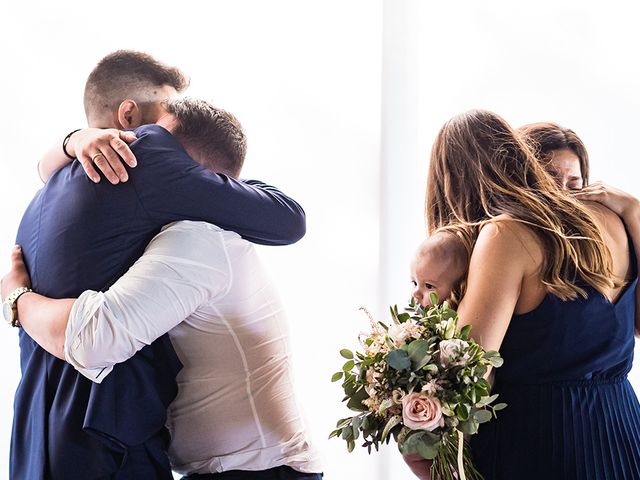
[2,223,228,380]
[0,246,72,359]
[133,127,307,245]
[144,173,307,246]
[575,184,640,334]
[15,293,74,360]
[38,129,137,184]
[456,220,530,353]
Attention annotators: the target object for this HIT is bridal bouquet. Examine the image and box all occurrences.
[330,294,505,480]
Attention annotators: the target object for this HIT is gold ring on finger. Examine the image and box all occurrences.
[92,152,105,162]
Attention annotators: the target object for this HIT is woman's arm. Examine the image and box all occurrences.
[456,220,533,353]
[38,128,137,183]
[574,184,640,334]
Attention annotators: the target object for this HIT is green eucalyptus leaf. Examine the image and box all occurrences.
[401,431,441,460]
[484,393,499,404]
[352,415,363,432]
[331,372,344,382]
[429,291,439,306]
[474,409,492,424]
[340,349,354,359]
[342,377,357,396]
[490,356,504,368]
[408,339,431,366]
[459,419,479,435]
[341,427,354,440]
[342,360,355,372]
[416,441,440,460]
[347,387,369,412]
[386,349,411,371]
[455,403,470,421]
[460,324,472,340]
[493,403,507,411]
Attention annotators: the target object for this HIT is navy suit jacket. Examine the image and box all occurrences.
[12,124,305,479]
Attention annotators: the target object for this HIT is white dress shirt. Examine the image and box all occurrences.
[64,221,321,475]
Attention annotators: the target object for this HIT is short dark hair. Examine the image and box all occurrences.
[518,122,590,186]
[84,50,189,120]
[165,98,247,177]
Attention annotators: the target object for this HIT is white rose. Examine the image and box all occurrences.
[439,339,469,367]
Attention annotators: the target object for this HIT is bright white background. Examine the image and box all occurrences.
[0,1,639,479]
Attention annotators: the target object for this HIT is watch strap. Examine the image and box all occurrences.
[4,287,33,328]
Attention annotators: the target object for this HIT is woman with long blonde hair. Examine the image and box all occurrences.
[406,109,639,479]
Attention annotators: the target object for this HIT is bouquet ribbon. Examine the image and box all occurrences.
[457,430,466,480]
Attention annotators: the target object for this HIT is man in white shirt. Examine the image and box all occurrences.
[2,98,322,480]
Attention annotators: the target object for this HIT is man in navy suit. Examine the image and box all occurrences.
[7,50,306,479]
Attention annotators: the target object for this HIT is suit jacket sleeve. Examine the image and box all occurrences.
[129,125,306,246]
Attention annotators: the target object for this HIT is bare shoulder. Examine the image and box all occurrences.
[475,215,543,269]
[582,200,631,283]
[582,201,627,242]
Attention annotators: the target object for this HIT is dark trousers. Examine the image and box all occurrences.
[183,465,323,480]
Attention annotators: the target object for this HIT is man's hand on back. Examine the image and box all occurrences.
[67,128,138,184]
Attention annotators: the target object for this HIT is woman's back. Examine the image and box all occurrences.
[510,201,633,315]
[470,203,640,479]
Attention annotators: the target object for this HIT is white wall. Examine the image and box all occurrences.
[0,1,639,479]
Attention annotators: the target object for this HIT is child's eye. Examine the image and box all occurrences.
[410,280,417,287]
[425,283,434,290]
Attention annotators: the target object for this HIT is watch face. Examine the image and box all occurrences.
[3,302,13,324]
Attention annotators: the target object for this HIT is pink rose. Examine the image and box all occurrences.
[402,392,444,431]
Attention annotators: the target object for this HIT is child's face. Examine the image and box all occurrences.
[410,253,458,307]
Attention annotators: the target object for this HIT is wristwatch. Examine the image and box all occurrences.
[2,287,32,328]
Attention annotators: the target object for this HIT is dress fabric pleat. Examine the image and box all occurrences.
[471,278,640,480]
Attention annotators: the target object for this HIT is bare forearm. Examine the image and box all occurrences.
[38,136,73,182]
[17,293,75,359]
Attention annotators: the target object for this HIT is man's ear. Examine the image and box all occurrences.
[115,100,143,129]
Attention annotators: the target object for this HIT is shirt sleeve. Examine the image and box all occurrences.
[64,221,231,383]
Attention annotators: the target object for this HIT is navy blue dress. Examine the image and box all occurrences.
[471,277,640,479]
[12,124,306,480]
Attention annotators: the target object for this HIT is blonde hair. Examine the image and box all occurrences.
[426,109,616,300]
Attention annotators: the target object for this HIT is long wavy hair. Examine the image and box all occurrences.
[425,109,615,300]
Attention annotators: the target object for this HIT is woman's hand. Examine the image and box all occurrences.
[66,128,138,184]
[574,182,639,219]
[403,454,432,479]
[1,246,31,301]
